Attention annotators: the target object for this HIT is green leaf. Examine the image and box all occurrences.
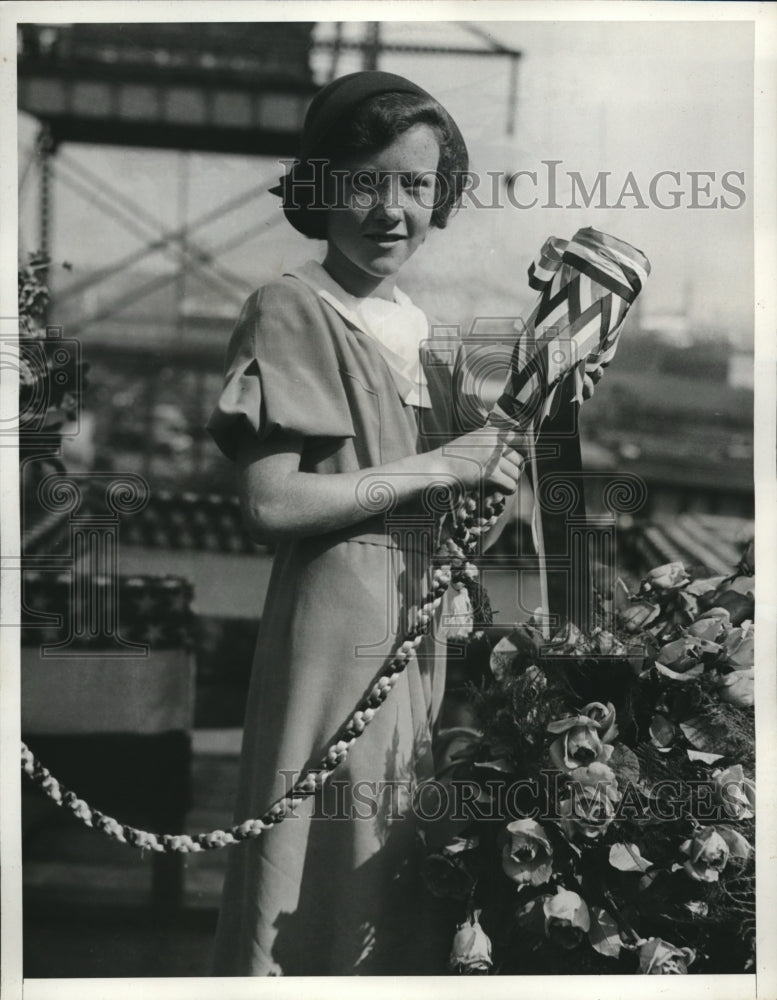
[588,906,622,958]
[686,749,724,764]
[609,843,653,872]
[608,743,641,787]
[614,577,632,612]
[473,758,514,774]
[638,869,660,892]
[649,714,676,748]
[443,835,479,855]
[489,627,543,680]
[516,895,546,931]
[680,716,727,753]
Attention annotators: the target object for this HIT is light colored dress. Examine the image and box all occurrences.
[206,262,462,975]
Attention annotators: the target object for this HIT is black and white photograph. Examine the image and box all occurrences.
[1,3,775,997]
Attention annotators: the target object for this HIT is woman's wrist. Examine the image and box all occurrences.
[420,446,471,493]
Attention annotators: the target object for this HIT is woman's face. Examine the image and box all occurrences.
[323,123,440,298]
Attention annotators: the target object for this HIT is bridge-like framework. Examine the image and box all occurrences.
[18,21,522,327]
[18,22,318,156]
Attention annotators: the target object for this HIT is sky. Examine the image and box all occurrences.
[17,19,754,344]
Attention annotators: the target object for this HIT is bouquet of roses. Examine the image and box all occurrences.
[418,543,755,976]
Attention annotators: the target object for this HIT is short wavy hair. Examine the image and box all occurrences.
[279,90,469,240]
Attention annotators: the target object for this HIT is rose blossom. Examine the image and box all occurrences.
[695,605,732,625]
[542,887,591,949]
[686,607,731,642]
[682,829,728,882]
[590,630,627,656]
[712,765,755,820]
[646,562,689,592]
[638,937,695,974]
[501,819,553,887]
[713,590,754,627]
[657,636,720,674]
[448,915,492,973]
[548,621,588,654]
[423,846,477,900]
[724,574,755,599]
[547,702,617,771]
[712,575,754,626]
[681,825,751,882]
[722,620,754,670]
[716,668,754,708]
[620,599,661,633]
[582,701,618,737]
[559,762,620,842]
[685,575,726,598]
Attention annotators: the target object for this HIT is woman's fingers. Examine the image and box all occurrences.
[483,440,525,494]
[488,450,525,494]
[443,428,528,492]
[500,446,525,471]
[496,427,532,452]
[502,453,525,482]
[489,473,518,495]
[582,364,604,400]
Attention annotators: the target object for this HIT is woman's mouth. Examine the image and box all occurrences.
[364,232,406,248]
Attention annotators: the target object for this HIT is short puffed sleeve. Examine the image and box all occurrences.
[206,279,355,460]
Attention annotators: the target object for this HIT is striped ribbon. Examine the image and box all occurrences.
[489,227,650,434]
[487,228,650,634]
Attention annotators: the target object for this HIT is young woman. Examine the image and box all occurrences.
[206,70,524,976]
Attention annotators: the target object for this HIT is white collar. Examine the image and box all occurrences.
[284,260,432,408]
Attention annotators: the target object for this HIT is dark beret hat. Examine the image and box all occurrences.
[270,71,435,236]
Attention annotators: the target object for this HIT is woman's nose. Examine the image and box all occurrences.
[371,174,405,218]
[372,197,403,223]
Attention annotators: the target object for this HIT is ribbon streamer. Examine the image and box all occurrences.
[490,227,650,434]
[488,228,650,632]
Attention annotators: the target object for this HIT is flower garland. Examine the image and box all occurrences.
[418,546,756,976]
[20,489,504,853]
[19,247,503,849]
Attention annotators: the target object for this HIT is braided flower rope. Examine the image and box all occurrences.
[20,493,505,854]
[22,228,649,855]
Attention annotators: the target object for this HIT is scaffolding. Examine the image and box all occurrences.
[19,21,521,336]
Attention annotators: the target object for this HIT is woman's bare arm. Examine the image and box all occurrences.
[235,427,525,544]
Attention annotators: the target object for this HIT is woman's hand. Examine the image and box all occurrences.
[438,426,527,495]
[582,364,604,401]
[234,424,527,545]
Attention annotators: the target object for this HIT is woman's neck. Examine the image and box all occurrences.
[322,248,397,301]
